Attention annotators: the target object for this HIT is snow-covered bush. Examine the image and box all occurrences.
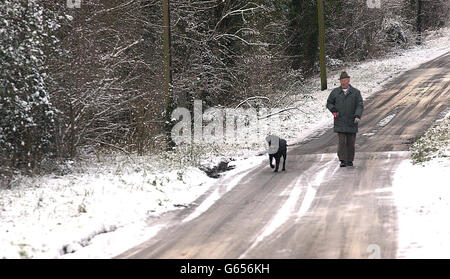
[0,0,61,170]
[382,17,411,47]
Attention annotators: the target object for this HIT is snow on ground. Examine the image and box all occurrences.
[0,154,264,259]
[393,111,450,258]
[393,156,450,258]
[1,161,211,258]
[1,28,449,259]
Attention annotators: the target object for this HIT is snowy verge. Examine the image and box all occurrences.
[393,109,450,258]
[0,154,265,259]
[410,110,450,164]
[393,156,450,258]
[0,163,213,258]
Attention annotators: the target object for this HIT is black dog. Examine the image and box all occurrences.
[265,135,287,172]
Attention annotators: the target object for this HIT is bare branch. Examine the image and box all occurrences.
[258,107,307,120]
[235,96,270,109]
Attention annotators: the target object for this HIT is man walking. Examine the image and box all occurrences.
[326,71,364,167]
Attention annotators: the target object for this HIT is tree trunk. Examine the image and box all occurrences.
[163,0,175,149]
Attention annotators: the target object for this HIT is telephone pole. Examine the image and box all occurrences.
[163,0,175,148]
[416,0,423,45]
[317,0,327,90]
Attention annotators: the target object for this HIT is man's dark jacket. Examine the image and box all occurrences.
[326,85,364,133]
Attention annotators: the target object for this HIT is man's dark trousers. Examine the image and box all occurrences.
[338,132,356,162]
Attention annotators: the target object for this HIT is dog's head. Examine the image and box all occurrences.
[265,135,280,154]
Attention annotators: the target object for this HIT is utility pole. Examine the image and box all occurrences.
[416,0,423,45]
[163,0,175,148]
[317,0,327,90]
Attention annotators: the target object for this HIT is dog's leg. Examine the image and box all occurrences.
[274,156,280,172]
[269,154,274,168]
[282,152,286,171]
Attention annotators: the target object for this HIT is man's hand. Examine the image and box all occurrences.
[333,112,338,120]
[354,117,361,124]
